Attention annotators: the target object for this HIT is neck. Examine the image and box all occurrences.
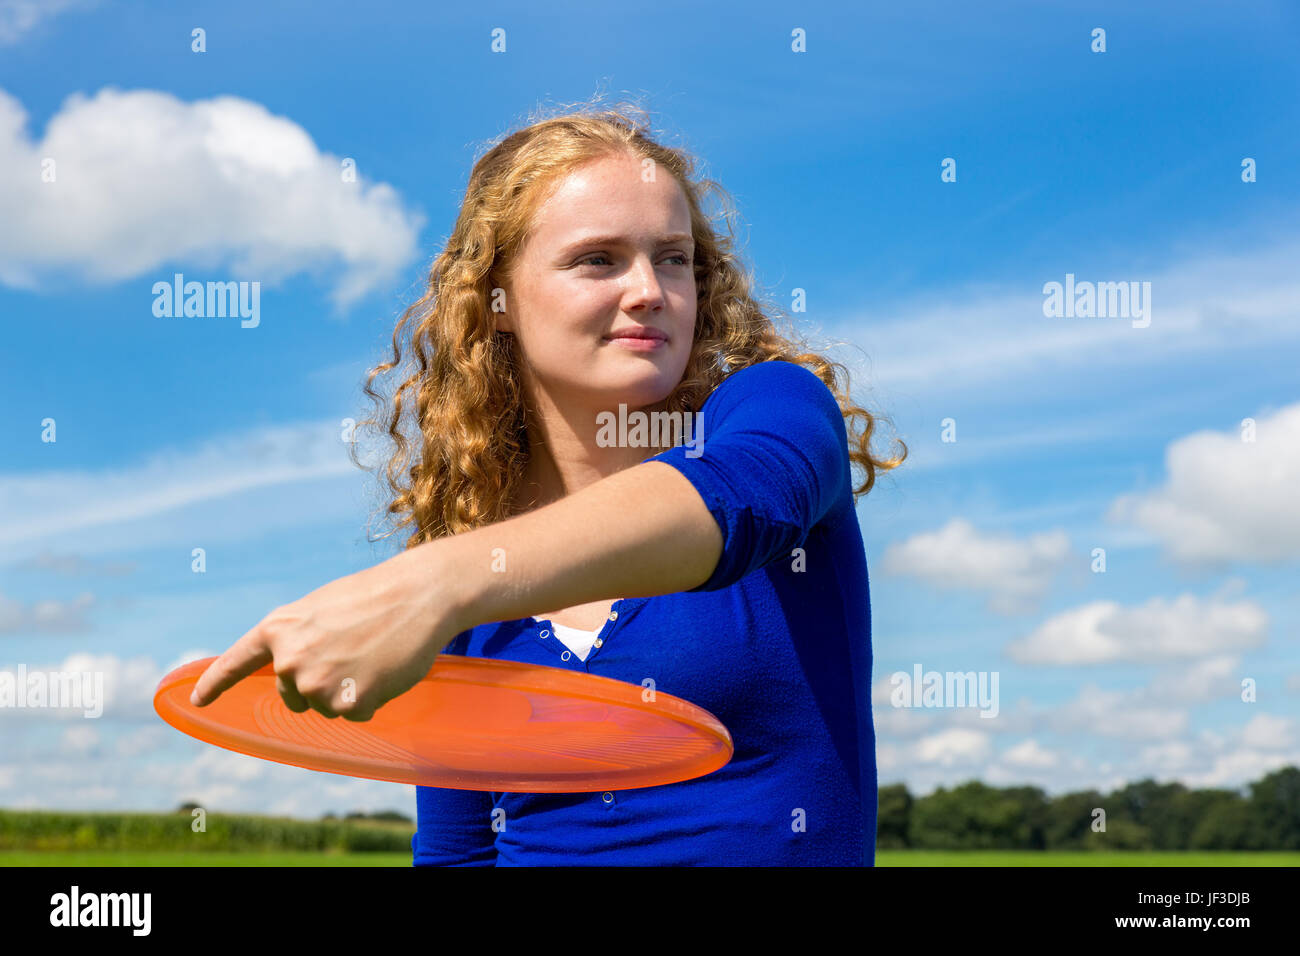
[514,387,671,513]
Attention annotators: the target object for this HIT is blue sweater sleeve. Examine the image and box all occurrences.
[411,628,498,866]
[645,359,851,592]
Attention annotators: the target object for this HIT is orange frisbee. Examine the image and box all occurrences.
[154,654,733,792]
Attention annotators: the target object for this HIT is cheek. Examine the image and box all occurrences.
[675,300,697,341]
[519,283,595,342]
[550,280,616,325]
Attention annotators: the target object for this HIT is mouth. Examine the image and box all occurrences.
[604,328,668,342]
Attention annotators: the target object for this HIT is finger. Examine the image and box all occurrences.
[309,696,339,719]
[294,678,340,719]
[339,681,399,723]
[341,705,376,723]
[190,630,272,706]
[276,674,310,713]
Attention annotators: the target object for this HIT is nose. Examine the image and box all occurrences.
[621,254,666,312]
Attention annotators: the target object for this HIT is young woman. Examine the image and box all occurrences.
[192,103,906,866]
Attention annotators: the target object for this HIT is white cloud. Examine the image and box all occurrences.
[1136,722,1300,788]
[1106,402,1300,565]
[0,648,418,816]
[1050,684,1187,739]
[878,686,1300,796]
[871,673,1038,737]
[880,518,1071,614]
[1180,747,1300,790]
[61,650,162,721]
[1240,713,1295,751]
[873,657,1242,753]
[0,86,424,308]
[876,741,901,773]
[1006,593,1268,665]
[0,651,161,722]
[1136,740,1196,774]
[980,758,1107,792]
[1000,738,1059,768]
[1145,655,1242,704]
[914,727,992,766]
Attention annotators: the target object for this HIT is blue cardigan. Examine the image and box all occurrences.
[412,359,876,866]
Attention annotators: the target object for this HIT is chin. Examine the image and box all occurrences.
[592,361,667,400]
[633,374,687,409]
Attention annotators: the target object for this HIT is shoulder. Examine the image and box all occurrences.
[704,359,842,420]
[720,359,827,392]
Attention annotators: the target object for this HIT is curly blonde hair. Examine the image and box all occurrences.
[351,100,907,550]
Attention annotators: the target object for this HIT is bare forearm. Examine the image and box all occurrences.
[423,461,723,632]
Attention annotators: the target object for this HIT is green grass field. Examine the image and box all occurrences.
[3,849,1296,866]
[0,850,413,866]
[876,850,1300,866]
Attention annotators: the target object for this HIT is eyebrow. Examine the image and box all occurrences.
[557,233,695,256]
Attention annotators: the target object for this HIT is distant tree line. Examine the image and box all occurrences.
[876,766,1300,850]
[178,805,414,826]
[320,809,413,824]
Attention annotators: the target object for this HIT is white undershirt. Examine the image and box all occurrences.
[548,621,602,661]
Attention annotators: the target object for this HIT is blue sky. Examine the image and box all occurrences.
[1,0,1298,818]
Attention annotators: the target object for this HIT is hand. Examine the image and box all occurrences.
[189,542,465,721]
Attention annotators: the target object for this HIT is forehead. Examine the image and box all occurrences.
[527,152,691,244]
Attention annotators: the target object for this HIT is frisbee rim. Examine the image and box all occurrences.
[153,654,734,792]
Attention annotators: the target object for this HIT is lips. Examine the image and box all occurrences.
[605,327,668,341]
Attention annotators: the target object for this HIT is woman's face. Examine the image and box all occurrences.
[496,151,697,415]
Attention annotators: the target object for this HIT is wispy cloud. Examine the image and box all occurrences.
[835,239,1300,399]
[0,591,95,635]
[0,0,97,46]
[0,420,366,556]
[11,552,137,576]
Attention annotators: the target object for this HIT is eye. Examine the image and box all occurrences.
[575,253,692,268]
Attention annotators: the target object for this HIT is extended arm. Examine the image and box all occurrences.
[430,460,723,634]
[190,361,840,718]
